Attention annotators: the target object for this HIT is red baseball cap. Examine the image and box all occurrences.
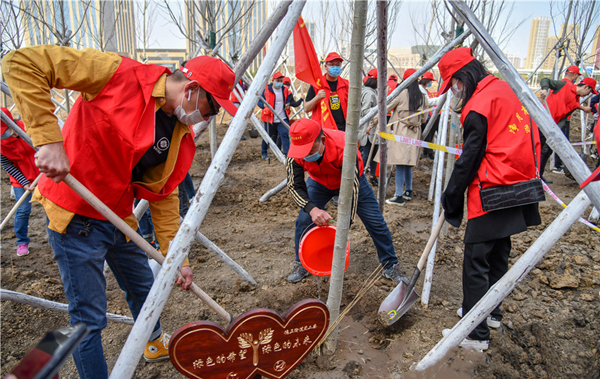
[180,56,237,116]
[389,74,398,81]
[283,77,292,85]
[288,119,322,158]
[325,52,343,63]
[438,47,475,95]
[272,72,284,80]
[581,118,600,188]
[363,68,378,83]
[403,68,417,80]
[1,107,14,137]
[422,71,436,81]
[565,65,581,75]
[581,77,598,94]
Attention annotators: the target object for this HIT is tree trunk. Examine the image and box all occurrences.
[376,0,389,211]
[324,0,368,355]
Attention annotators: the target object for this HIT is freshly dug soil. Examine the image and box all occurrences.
[1,116,599,378]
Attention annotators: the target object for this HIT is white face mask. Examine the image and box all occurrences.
[174,88,205,125]
[451,82,465,99]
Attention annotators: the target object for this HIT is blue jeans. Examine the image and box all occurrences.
[134,199,155,241]
[48,215,162,379]
[294,175,398,267]
[13,186,32,245]
[395,165,413,196]
[277,123,290,155]
[262,121,289,156]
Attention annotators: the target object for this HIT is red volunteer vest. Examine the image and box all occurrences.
[461,76,541,220]
[310,77,349,130]
[546,80,580,123]
[39,57,197,219]
[294,129,364,190]
[1,120,40,187]
[260,85,291,123]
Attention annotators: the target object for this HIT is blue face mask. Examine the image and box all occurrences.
[328,66,342,77]
[304,151,322,162]
[427,82,433,88]
[273,82,283,89]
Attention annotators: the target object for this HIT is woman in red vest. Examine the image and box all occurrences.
[438,48,542,351]
[1,108,40,256]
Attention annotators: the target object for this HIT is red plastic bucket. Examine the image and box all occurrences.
[299,225,350,276]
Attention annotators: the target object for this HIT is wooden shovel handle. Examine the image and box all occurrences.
[416,212,445,271]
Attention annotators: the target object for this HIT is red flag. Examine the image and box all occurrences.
[293,16,337,130]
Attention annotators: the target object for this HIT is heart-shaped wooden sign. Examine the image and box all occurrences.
[169,299,329,379]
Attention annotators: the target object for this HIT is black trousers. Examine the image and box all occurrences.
[463,236,511,340]
[540,118,570,175]
[421,115,439,158]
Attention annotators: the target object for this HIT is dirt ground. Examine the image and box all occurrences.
[1,114,599,379]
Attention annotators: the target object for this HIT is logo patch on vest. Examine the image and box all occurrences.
[154,137,170,154]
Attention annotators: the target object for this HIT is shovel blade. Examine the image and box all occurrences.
[378,282,420,326]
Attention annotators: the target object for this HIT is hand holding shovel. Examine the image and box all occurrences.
[379,212,445,326]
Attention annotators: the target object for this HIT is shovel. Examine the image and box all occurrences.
[379,212,445,326]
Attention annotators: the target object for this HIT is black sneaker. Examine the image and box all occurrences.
[261,153,269,160]
[552,167,564,174]
[385,196,405,206]
[287,262,310,283]
[402,190,413,201]
[382,263,409,283]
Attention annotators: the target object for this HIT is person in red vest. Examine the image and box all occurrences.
[304,52,349,131]
[258,72,292,158]
[2,45,236,379]
[387,74,399,92]
[538,67,596,179]
[438,47,542,351]
[1,108,41,256]
[285,119,405,283]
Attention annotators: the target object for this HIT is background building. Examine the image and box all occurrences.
[137,48,186,72]
[19,0,136,58]
[525,17,550,70]
[543,23,581,71]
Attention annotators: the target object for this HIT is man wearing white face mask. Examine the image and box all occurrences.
[258,72,292,158]
[2,45,236,379]
[285,118,406,284]
[304,52,349,131]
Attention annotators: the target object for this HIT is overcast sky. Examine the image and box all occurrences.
[150,0,598,60]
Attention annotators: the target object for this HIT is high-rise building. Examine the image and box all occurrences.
[589,25,600,70]
[525,17,550,70]
[185,0,269,72]
[543,23,581,71]
[19,0,136,58]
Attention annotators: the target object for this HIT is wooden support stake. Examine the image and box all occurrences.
[1,289,134,325]
[260,178,288,203]
[195,231,257,284]
[110,3,307,377]
[421,94,451,307]
[0,173,42,231]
